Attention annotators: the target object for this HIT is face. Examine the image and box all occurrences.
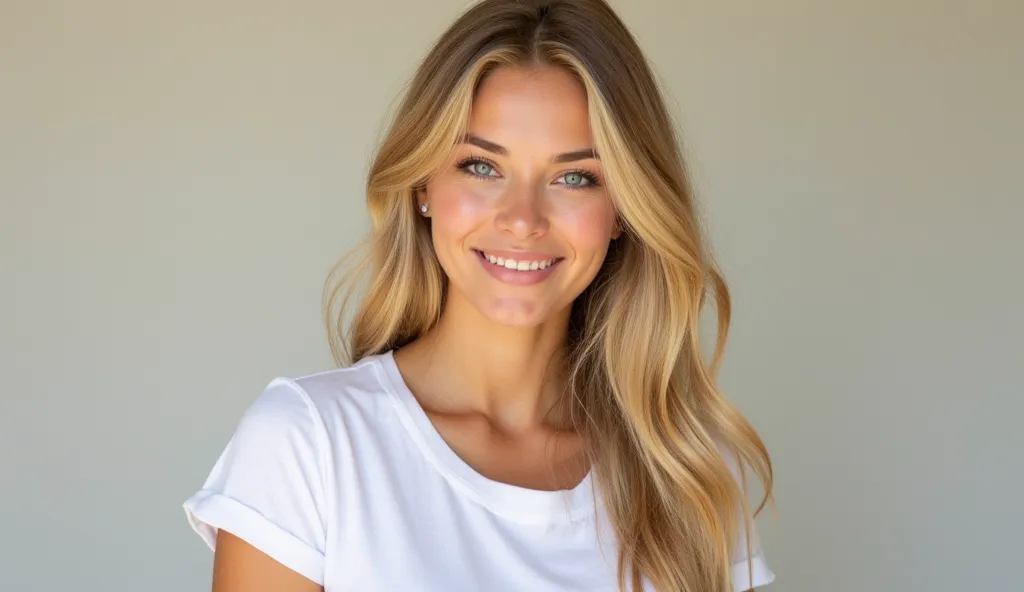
[420,66,620,328]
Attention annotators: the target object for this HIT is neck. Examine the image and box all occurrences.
[403,290,572,432]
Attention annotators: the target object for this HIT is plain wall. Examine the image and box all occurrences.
[2,0,1021,590]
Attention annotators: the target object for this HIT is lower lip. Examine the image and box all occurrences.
[474,250,563,286]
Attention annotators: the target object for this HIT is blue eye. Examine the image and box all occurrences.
[563,172,586,187]
[456,157,601,190]
[457,158,500,179]
[470,162,495,176]
[557,170,601,190]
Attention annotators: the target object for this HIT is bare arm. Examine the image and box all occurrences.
[212,530,323,592]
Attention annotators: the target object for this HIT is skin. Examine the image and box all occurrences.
[211,65,619,591]
[212,530,321,592]
[398,65,619,489]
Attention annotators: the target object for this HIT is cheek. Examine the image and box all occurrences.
[428,180,492,242]
[554,199,617,255]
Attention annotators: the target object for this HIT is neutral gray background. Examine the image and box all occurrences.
[2,0,1021,590]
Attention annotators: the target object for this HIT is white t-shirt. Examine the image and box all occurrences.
[184,351,774,591]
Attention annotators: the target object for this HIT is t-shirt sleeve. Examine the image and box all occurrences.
[183,378,329,585]
[723,447,776,591]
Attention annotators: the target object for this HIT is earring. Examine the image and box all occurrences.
[419,204,429,213]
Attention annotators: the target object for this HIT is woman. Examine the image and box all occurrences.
[184,0,774,590]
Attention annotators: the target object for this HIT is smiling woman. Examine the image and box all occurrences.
[424,66,619,324]
[183,1,774,591]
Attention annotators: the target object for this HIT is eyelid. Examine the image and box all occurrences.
[456,155,503,178]
[554,168,603,189]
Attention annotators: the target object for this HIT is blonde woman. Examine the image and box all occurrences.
[184,0,775,590]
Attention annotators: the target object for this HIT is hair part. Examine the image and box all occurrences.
[324,1,773,590]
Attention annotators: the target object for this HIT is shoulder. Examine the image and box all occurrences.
[236,354,387,425]
[183,353,401,551]
[284,353,398,430]
[289,354,392,406]
[182,357,394,585]
[238,353,401,463]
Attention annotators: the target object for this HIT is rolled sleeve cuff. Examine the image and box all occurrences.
[183,489,325,586]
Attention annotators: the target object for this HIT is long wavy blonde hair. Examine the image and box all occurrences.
[324,1,772,590]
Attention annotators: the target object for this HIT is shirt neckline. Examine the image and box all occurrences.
[373,350,597,525]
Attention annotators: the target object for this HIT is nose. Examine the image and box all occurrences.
[494,181,549,239]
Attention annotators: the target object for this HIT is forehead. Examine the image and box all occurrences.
[467,66,593,151]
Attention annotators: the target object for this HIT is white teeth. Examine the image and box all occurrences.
[481,251,557,271]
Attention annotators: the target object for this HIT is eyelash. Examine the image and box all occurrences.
[455,156,602,190]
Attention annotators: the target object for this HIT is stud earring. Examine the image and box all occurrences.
[419,204,428,213]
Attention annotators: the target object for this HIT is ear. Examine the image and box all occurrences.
[610,217,623,240]
[415,187,431,217]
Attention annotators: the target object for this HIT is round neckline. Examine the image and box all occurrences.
[374,350,596,525]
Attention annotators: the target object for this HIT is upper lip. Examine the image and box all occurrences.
[474,249,562,261]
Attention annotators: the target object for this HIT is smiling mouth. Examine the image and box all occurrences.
[473,249,564,272]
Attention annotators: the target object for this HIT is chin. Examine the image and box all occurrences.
[477,297,555,328]
[483,306,549,328]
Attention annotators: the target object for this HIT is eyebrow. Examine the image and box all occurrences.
[462,133,599,163]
